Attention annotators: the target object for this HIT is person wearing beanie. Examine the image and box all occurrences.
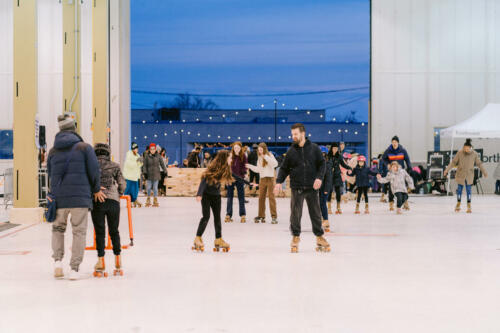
[444,139,488,213]
[142,143,167,207]
[91,143,126,277]
[327,142,352,215]
[123,142,143,207]
[381,135,412,211]
[47,113,105,280]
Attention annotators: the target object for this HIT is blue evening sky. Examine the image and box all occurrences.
[131,0,370,121]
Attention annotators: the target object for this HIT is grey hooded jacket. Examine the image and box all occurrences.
[378,168,414,194]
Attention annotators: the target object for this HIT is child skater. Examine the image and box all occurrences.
[245,143,279,224]
[349,155,378,214]
[192,150,254,252]
[377,161,414,214]
[91,143,126,277]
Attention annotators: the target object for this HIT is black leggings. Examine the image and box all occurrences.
[356,186,369,203]
[249,171,260,190]
[196,194,222,239]
[395,192,408,208]
[91,199,121,257]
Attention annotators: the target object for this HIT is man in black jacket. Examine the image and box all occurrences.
[247,144,259,195]
[274,123,331,253]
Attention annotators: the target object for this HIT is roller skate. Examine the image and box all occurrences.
[145,196,151,207]
[355,203,360,214]
[364,203,369,214]
[322,220,330,233]
[290,236,300,253]
[466,203,472,214]
[93,257,108,278]
[191,236,204,252]
[153,197,159,207]
[396,208,402,215]
[113,255,124,276]
[316,236,331,252]
[380,193,387,203]
[335,202,342,215]
[389,201,395,211]
[54,261,64,279]
[224,215,233,223]
[240,216,246,223]
[271,217,278,224]
[214,238,230,252]
[327,201,333,215]
[455,202,461,212]
[254,217,263,223]
[403,201,410,211]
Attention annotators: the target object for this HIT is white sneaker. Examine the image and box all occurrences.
[54,261,64,279]
[68,269,80,281]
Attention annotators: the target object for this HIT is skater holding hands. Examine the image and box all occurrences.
[377,161,414,214]
[348,155,378,214]
[443,139,487,213]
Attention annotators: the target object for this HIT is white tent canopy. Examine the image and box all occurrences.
[440,103,500,139]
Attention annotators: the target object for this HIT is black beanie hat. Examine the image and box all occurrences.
[464,138,472,147]
[331,142,339,148]
[392,136,400,143]
[131,142,138,150]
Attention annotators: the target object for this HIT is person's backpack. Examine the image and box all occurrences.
[45,144,78,222]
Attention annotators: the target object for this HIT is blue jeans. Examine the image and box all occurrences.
[226,179,246,217]
[496,180,500,193]
[124,180,139,202]
[319,191,329,220]
[146,180,159,197]
[457,181,472,202]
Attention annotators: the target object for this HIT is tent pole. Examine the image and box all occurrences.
[447,135,455,195]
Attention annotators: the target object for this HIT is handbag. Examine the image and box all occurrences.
[45,144,78,222]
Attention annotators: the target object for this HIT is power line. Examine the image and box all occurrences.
[131,86,369,98]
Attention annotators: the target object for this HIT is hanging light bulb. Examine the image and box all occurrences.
[208,134,211,137]
[338,129,341,133]
[355,131,358,135]
[164,133,167,136]
[328,131,331,134]
[142,120,146,124]
[261,104,264,108]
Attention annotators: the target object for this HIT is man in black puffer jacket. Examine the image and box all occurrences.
[274,123,330,253]
[47,114,105,280]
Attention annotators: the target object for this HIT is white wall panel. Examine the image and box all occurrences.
[373,0,500,192]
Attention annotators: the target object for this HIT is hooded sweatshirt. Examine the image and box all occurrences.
[382,144,412,172]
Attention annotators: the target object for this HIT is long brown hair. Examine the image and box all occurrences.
[231,141,245,162]
[202,150,234,186]
[258,142,270,167]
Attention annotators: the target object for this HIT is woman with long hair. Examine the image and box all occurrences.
[225,141,248,223]
[192,150,234,252]
[327,143,352,214]
[246,143,279,224]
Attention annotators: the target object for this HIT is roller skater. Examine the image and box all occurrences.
[93,257,108,277]
[91,143,126,279]
[318,146,333,232]
[381,136,412,211]
[123,142,143,209]
[274,123,330,253]
[192,236,205,252]
[224,215,233,223]
[377,161,414,214]
[444,139,487,214]
[142,143,167,208]
[193,150,249,253]
[113,255,123,276]
[327,143,352,215]
[245,143,279,225]
[348,155,378,215]
[225,142,248,224]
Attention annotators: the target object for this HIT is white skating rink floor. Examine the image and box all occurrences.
[1,195,500,333]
